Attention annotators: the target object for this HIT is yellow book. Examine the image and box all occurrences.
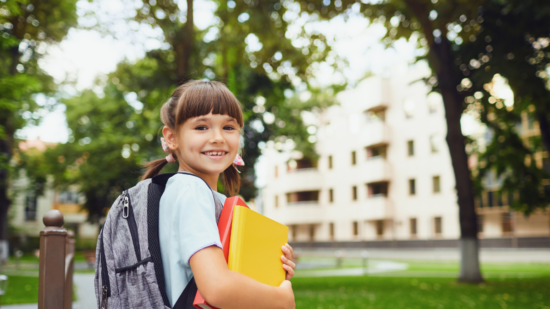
[228,206,289,287]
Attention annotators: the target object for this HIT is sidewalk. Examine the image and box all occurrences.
[2,273,96,309]
[294,248,550,263]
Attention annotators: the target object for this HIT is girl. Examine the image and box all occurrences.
[142,80,296,309]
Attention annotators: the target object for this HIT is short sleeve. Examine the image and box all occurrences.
[181,181,222,263]
[167,177,222,263]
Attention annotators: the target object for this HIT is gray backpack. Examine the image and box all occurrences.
[94,172,223,309]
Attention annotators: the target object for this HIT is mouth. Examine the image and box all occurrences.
[201,150,228,159]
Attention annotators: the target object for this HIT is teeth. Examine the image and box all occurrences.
[205,152,225,156]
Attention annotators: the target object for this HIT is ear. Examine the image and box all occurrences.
[162,126,179,151]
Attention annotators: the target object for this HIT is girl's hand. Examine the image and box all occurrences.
[281,243,296,280]
[278,280,295,309]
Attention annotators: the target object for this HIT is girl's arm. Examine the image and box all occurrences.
[190,246,295,309]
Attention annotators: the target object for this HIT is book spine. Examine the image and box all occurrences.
[228,206,245,272]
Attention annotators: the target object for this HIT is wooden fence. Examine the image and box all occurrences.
[38,210,75,309]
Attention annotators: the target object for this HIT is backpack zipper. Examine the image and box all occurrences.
[99,228,110,305]
[101,285,108,309]
[122,190,142,261]
[122,191,129,218]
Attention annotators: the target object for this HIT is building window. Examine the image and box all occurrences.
[407,140,414,157]
[477,215,484,233]
[430,134,440,153]
[329,189,334,203]
[329,222,335,240]
[366,145,387,160]
[58,191,79,204]
[328,155,333,169]
[351,151,356,165]
[275,195,279,208]
[367,182,389,197]
[25,192,37,221]
[288,158,317,172]
[309,225,315,241]
[291,225,297,241]
[352,186,357,201]
[409,179,416,196]
[410,218,417,236]
[434,217,442,235]
[365,110,386,122]
[353,221,358,236]
[286,191,320,204]
[376,220,384,236]
[274,165,278,178]
[433,176,441,193]
[502,213,513,233]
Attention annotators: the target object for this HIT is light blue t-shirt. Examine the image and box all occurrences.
[159,174,226,307]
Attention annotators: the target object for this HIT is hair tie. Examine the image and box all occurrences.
[160,137,176,163]
[165,154,176,163]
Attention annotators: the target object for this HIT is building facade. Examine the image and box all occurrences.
[9,138,98,240]
[262,63,550,244]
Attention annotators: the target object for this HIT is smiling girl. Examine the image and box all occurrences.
[141,80,296,309]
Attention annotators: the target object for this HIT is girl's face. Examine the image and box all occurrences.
[164,112,241,177]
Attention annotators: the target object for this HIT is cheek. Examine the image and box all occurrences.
[228,134,241,152]
[180,134,205,154]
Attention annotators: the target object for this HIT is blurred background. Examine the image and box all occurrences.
[1,0,550,308]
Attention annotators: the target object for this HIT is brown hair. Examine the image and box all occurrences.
[141,80,244,196]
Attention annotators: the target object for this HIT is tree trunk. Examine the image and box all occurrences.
[175,0,194,81]
[432,38,484,283]
[0,41,20,241]
[537,112,550,156]
[0,136,13,242]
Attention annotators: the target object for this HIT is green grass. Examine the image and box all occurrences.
[0,275,39,305]
[292,276,550,309]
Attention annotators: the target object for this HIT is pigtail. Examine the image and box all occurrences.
[141,158,169,180]
[222,165,241,197]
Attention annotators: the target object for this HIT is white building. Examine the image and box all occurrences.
[262,63,550,245]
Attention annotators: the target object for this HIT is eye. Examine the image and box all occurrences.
[224,125,236,131]
[195,125,208,131]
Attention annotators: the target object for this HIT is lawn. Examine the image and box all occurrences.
[292,276,550,309]
[0,275,39,305]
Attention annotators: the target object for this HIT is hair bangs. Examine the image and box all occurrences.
[175,81,244,127]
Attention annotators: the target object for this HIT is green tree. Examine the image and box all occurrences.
[40,0,338,218]
[456,0,550,213]
[41,88,146,222]
[107,0,334,197]
[0,0,77,241]
[298,0,486,282]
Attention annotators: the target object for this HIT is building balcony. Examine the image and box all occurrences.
[363,157,391,183]
[277,203,325,225]
[360,121,390,147]
[280,168,321,191]
[357,196,392,221]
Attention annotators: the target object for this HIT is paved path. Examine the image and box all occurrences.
[2,273,96,309]
[295,248,550,263]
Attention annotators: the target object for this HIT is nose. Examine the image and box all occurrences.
[210,127,225,144]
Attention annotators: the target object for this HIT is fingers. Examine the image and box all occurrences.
[281,254,296,280]
[282,263,295,280]
[282,243,294,261]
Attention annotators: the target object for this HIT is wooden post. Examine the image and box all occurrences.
[38,210,67,309]
[64,230,75,309]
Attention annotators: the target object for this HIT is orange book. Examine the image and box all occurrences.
[193,197,249,309]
